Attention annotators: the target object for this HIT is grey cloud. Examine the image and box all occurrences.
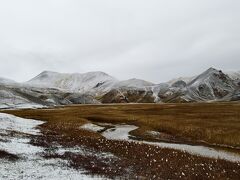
[0,0,239,83]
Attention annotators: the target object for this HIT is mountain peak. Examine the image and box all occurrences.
[85,71,108,75]
[188,67,224,85]
[39,70,59,75]
[186,67,236,100]
[205,67,218,73]
[26,70,118,94]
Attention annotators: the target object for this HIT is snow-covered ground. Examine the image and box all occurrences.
[0,113,103,180]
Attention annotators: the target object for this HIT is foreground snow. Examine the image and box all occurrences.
[0,158,102,180]
[0,113,103,180]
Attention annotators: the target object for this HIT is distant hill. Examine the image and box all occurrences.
[0,68,240,109]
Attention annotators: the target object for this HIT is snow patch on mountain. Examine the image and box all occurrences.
[186,68,236,101]
[0,89,43,109]
[226,71,240,80]
[115,78,154,88]
[1,67,240,106]
[0,77,16,85]
[167,76,196,85]
[26,71,118,95]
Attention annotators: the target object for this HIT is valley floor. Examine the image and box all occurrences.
[1,103,240,179]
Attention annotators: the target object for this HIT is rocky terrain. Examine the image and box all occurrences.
[0,84,98,109]
[0,68,240,109]
[101,68,240,103]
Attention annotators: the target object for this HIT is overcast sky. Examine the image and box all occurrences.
[0,0,239,83]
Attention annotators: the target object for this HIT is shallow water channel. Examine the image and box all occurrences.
[81,123,240,162]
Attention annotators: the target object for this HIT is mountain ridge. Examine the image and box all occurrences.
[0,67,239,109]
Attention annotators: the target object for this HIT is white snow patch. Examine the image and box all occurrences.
[146,131,161,137]
[0,113,44,135]
[0,158,102,180]
[0,137,43,156]
[226,71,240,80]
[56,146,117,161]
[0,113,105,180]
[80,123,105,132]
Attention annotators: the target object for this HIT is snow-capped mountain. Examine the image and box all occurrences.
[186,68,236,100]
[158,68,238,103]
[26,71,155,96]
[0,67,240,109]
[26,71,118,95]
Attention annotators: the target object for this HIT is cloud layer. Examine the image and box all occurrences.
[0,0,239,83]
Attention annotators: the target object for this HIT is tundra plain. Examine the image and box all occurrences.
[1,102,240,179]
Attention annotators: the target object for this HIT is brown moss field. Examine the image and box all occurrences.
[4,102,240,148]
[1,102,240,179]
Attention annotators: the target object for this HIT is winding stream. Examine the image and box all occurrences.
[83,123,240,163]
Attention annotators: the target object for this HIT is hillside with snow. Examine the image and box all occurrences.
[226,71,240,80]
[186,68,236,100]
[26,71,118,95]
[0,67,240,109]
[114,78,154,88]
[157,68,239,103]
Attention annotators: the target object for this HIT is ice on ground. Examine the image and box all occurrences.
[0,113,105,180]
[80,123,105,132]
[145,141,240,163]
[102,125,138,140]
[100,123,240,162]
